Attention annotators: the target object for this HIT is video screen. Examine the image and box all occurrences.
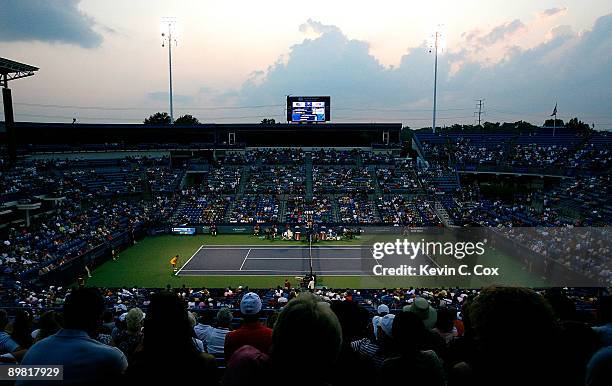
[171,227,196,235]
[287,96,330,122]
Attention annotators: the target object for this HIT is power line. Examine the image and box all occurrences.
[13,102,285,111]
[14,113,285,121]
[14,112,477,122]
[12,101,612,120]
[14,101,475,113]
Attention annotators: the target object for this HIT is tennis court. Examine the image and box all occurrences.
[175,244,441,276]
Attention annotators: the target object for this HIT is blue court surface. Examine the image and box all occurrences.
[175,245,438,276]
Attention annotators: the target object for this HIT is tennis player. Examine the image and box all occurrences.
[170,254,179,273]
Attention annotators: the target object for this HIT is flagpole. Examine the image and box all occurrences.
[551,102,557,137]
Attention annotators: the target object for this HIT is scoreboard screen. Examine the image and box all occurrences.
[287,96,330,122]
[172,227,196,235]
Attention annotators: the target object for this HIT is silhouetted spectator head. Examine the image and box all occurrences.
[11,310,33,349]
[392,311,427,354]
[63,287,105,336]
[467,286,558,384]
[198,309,215,326]
[127,293,216,385]
[272,293,342,384]
[142,291,196,356]
[331,300,370,343]
[216,308,233,328]
[102,310,114,324]
[35,311,62,342]
[434,307,456,333]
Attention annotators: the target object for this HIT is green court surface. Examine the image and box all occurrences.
[86,234,547,289]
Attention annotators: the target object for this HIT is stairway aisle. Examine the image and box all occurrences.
[305,153,313,201]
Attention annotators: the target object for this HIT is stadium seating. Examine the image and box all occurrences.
[1,136,610,283]
[0,135,611,385]
[229,194,280,224]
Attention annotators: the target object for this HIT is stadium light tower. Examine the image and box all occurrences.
[429,25,446,133]
[161,17,178,124]
[0,57,39,163]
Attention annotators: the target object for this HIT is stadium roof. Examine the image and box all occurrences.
[0,57,39,83]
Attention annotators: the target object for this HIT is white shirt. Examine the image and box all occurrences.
[194,323,213,341]
[203,327,230,355]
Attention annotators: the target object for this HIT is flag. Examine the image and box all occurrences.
[550,102,557,116]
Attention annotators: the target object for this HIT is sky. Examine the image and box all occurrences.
[1,0,611,128]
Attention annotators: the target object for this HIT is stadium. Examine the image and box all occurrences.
[1,2,611,386]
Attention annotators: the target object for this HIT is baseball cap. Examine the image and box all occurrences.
[240,292,263,315]
[377,304,390,315]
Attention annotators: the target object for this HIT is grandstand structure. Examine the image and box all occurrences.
[0,57,39,162]
[0,117,609,289]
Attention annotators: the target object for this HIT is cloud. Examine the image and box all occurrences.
[198,86,215,95]
[236,14,612,125]
[477,19,526,46]
[0,0,104,48]
[548,25,575,40]
[239,20,390,107]
[462,19,525,48]
[462,29,482,42]
[540,7,568,18]
[298,19,342,36]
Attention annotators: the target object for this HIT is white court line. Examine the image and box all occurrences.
[178,271,448,277]
[424,252,442,269]
[199,246,364,250]
[181,269,366,273]
[239,248,252,271]
[175,245,204,276]
[246,257,362,260]
[197,245,363,247]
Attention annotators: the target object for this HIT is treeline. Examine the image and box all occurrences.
[411,117,592,134]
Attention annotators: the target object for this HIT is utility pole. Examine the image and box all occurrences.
[429,26,444,134]
[475,99,485,126]
[161,17,178,124]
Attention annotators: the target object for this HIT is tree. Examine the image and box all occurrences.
[483,122,501,130]
[144,112,171,125]
[174,114,200,125]
[565,117,589,132]
[260,118,276,124]
[543,118,564,127]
